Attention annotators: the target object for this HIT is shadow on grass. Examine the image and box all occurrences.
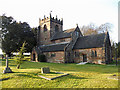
[13,72,27,73]
[1,64,16,67]
[0,59,6,61]
[0,77,13,81]
[15,73,41,79]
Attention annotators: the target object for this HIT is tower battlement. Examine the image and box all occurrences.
[40,14,63,25]
[38,13,63,45]
[50,16,63,25]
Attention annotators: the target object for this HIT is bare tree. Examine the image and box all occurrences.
[96,23,113,33]
[81,23,113,36]
[81,23,98,36]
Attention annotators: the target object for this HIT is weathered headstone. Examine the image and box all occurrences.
[3,55,13,74]
[41,67,50,74]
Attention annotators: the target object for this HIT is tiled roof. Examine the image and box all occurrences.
[74,33,106,49]
[36,33,106,52]
[51,28,75,40]
[39,42,68,52]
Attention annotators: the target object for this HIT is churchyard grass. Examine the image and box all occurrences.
[0,58,119,88]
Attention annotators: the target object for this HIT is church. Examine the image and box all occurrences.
[31,14,112,64]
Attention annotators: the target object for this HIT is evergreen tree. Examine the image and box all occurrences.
[16,42,26,69]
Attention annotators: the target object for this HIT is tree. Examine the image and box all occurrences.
[81,23,98,36]
[0,16,2,49]
[31,27,38,41]
[1,15,36,56]
[97,23,113,33]
[111,42,116,58]
[116,42,120,57]
[16,42,26,69]
[0,31,2,49]
[81,23,113,36]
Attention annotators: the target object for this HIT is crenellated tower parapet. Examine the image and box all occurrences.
[38,13,63,45]
[39,14,63,26]
[50,16,63,25]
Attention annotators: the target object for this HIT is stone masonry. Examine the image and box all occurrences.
[31,13,112,64]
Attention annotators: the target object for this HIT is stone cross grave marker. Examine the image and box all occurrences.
[3,55,13,74]
[41,67,50,74]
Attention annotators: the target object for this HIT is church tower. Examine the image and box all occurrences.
[38,13,63,45]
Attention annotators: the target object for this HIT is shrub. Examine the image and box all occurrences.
[38,54,46,62]
[15,42,26,69]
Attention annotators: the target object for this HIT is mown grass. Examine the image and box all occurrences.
[0,58,119,88]
[38,72,65,78]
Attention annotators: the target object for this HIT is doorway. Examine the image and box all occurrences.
[33,54,36,61]
[83,54,87,62]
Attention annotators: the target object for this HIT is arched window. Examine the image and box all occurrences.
[44,24,47,32]
[55,25,59,32]
[75,51,80,57]
[91,51,94,57]
[95,50,97,57]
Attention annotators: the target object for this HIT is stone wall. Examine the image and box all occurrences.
[31,47,106,64]
[43,51,65,63]
[73,47,105,64]
[39,18,52,45]
[40,29,52,45]
[39,16,63,45]
[64,30,80,63]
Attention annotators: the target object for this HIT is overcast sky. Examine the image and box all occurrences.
[0,0,119,53]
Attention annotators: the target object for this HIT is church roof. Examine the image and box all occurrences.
[36,33,106,53]
[74,33,106,49]
[51,28,75,40]
[39,42,68,52]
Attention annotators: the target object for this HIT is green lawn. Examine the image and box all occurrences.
[38,72,65,79]
[0,58,119,88]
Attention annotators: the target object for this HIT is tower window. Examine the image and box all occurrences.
[44,24,47,32]
[55,25,59,32]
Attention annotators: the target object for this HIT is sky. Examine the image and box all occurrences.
[0,0,119,54]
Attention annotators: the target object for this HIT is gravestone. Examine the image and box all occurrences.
[3,55,13,74]
[41,67,50,73]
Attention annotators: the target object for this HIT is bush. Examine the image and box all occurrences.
[15,42,26,69]
[38,54,46,62]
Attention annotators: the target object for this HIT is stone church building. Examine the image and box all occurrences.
[31,14,112,64]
